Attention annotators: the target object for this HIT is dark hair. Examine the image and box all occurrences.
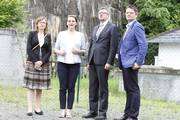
[66,15,78,28]
[68,15,78,22]
[126,5,138,14]
[35,16,48,33]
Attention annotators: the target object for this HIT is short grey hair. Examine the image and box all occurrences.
[98,7,110,14]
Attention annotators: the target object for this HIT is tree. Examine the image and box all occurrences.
[0,0,25,28]
[137,0,180,36]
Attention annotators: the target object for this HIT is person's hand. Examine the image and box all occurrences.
[87,64,89,70]
[72,48,80,55]
[57,50,66,56]
[35,61,42,67]
[104,63,111,70]
[132,63,140,70]
[34,61,43,70]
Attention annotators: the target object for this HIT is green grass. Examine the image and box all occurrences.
[0,76,180,120]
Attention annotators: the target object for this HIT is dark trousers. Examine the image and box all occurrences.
[122,68,140,120]
[57,62,80,109]
[89,62,109,116]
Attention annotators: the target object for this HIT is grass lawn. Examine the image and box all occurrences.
[0,76,180,120]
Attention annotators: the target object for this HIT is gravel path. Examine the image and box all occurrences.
[0,103,122,120]
[1,103,179,120]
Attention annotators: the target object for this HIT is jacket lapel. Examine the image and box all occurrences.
[93,25,99,41]
[123,21,136,40]
[34,31,39,43]
[96,22,111,41]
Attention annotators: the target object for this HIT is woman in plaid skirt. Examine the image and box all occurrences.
[23,16,52,116]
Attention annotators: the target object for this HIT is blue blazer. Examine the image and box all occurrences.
[118,21,148,69]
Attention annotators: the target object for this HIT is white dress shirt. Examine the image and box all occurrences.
[96,20,109,38]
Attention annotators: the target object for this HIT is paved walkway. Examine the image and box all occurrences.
[0,103,121,120]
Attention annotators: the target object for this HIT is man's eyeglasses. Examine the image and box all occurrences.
[98,12,108,15]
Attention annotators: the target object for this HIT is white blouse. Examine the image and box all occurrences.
[55,31,86,64]
[38,33,44,47]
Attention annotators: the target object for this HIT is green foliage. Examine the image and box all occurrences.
[0,0,25,28]
[134,0,180,36]
[145,43,158,65]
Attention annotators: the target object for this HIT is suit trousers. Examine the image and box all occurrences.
[122,68,140,119]
[57,62,80,109]
[89,61,109,116]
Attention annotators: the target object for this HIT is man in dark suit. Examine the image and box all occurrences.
[114,5,148,120]
[82,7,119,120]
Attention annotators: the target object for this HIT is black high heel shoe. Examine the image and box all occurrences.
[34,110,43,115]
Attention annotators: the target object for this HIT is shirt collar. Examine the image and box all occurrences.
[126,19,136,28]
[100,20,109,27]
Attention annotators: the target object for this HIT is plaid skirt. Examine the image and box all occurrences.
[23,61,51,90]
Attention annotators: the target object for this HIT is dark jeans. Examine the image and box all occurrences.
[57,62,80,109]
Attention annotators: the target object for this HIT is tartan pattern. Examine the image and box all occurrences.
[23,61,51,90]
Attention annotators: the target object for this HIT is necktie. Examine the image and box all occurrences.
[96,24,104,38]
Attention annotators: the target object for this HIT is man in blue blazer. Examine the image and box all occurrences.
[82,7,119,120]
[115,5,148,120]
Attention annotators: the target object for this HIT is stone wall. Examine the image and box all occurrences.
[0,29,26,86]
[117,65,180,102]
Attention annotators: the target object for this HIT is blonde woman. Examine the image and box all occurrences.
[23,16,52,116]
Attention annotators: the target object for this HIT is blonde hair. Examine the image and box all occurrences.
[35,16,48,34]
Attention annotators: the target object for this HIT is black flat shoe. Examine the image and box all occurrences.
[34,110,43,115]
[26,112,33,116]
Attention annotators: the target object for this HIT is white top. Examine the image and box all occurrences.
[96,20,109,38]
[38,33,44,47]
[100,20,109,32]
[123,20,136,40]
[55,30,86,64]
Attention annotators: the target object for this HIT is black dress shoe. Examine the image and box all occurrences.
[82,112,97,118]
[126,117,136,120]
[26,112,33,116]
[114,116,128,120]
[34,110,43,115]
[95,115,107,120]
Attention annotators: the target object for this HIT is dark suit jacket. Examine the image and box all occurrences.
[26,31,52,64]
[88,22,119,65]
